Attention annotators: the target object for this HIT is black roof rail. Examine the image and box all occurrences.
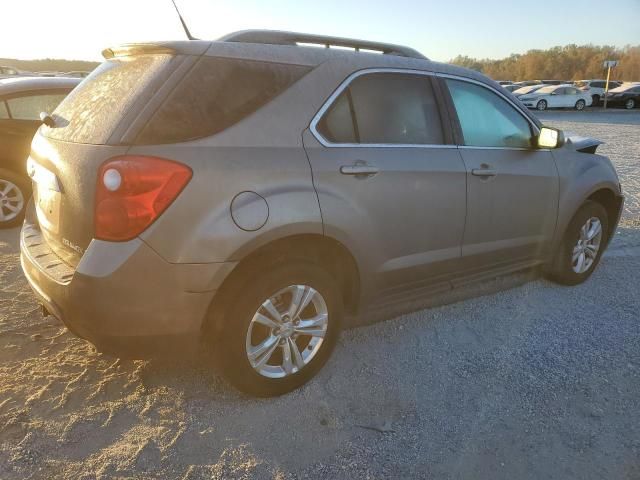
[219,30,427,60]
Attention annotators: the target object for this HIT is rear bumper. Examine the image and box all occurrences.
[20,216,236,358]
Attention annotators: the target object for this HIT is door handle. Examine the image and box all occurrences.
[340,165,379,177]
[471,168,497,177]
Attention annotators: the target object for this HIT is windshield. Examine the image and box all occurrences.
[609,84,638,93]
[536,85,558,94]
[514,85,537,94]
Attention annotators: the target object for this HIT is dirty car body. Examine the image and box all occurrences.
[20,31,624,395]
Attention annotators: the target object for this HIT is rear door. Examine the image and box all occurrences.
[441,77,559,269]
[303,70,467,296]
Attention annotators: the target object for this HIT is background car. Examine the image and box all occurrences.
[605,83,640,109]
[0,76,80,228]
[518,84,592,110]
[0,66,27,79]
[512,80,542,87]
[512,84,545,97]
[59,71,91,78]
[575,79,623,105]
[502,84,522,92]
[497,80,514,85]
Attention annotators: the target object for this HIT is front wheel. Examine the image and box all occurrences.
[626,98,636,110]
[214,262,343,397]
[575,99,586,110]
[545,200,609,286]
[0,168,30,229]
[536,100,547,111]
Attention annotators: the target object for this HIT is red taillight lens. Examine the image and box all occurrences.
[95,155,192,241]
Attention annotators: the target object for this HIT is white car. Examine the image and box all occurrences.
[575,79,622,105]
[519,84,593,111]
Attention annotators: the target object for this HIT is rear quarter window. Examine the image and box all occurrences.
[135,57,312,145]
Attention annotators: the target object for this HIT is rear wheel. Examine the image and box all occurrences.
[536,100,547,111]
[545,200,608,286]
[625,98,636,110]
[575,99,586,110]
[214,262,343,396]
[0,169,29,229]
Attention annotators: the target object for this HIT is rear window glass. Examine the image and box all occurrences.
[135,57,312,145]
[42,54,173,144]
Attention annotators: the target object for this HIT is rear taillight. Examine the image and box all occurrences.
[95,155,192,241]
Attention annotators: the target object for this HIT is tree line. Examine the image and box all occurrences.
[450,44,640,82]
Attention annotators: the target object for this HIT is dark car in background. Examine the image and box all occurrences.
[605,83,640,109]
[0,76,80,227]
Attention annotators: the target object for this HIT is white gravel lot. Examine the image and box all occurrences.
[1,110,639,479]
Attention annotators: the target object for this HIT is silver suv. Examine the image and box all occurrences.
[20,31,624,396]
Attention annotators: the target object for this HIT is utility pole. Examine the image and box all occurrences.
[603,60,619,109]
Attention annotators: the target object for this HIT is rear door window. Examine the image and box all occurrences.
[317,72,444,145]
[6,93,68,120]
[135,57,312,144]
[445,79,533,149]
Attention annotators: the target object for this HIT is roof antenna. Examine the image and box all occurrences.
[171,0,198,40]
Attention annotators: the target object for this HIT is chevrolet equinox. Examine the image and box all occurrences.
[20,31,624,396]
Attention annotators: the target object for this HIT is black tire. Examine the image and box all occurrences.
[0,168,30,229]
[575,99,586,110]
[591,94,600,106]
[545,200,609,286]
[625,98,636,110]
[536,100,547,111]
[214,262,343,397]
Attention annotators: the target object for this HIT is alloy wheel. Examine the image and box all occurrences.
[575,100,585,110]
[537,100,547,111]
[245,284,329,379]
[571,217,602,274]
[626,99,635,109]
[0,179,25,224]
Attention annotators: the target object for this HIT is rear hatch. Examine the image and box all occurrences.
[29,51,184,267]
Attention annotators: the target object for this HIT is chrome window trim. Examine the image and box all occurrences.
[309,68,453,149]
[309,68,541,149]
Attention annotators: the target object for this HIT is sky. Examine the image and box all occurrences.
[2,0,639,62]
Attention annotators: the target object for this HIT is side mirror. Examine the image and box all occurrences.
[537,127,565,149]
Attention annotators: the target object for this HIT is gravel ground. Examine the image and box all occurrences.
[1,111,639,479]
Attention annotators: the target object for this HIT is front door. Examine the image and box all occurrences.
[303,71,467,298]
[441,77,559,269]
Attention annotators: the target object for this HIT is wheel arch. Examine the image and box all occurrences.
[586,187,623,246]
[203,233,362,337]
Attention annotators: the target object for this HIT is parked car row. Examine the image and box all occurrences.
[499,79,639,110]
[0,65,91,80]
